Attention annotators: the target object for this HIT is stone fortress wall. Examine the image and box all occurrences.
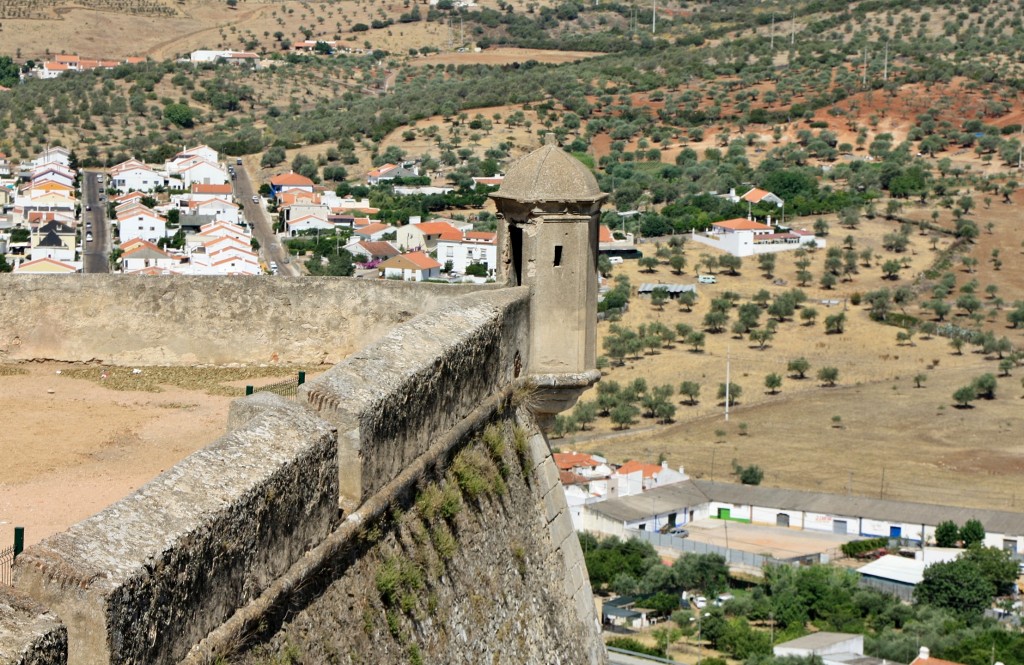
[0,138,608,664]
[0,286,604,665]
[0,276,485,365]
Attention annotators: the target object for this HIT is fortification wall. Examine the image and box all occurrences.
[5,286,603,665]
[0,587,67,665]
[303,287,531,503]
[221,412,604,665]
[0,276,482,365]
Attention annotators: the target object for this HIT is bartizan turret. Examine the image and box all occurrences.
[491,134,607,425]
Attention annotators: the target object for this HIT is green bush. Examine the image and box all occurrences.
[606,637,664,658]
[841,537,889,558]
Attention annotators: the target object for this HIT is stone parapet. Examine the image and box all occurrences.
[0,586,67,665]
[0,275,481,365]
[301,287,531,503]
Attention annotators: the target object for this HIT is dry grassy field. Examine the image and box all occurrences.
[561,200,1024,513]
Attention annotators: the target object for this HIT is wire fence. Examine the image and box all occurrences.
[628,528,787,569]
[244,372,306,399]
[0,544,14,585]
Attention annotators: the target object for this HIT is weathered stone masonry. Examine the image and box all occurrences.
[1,139,607,664]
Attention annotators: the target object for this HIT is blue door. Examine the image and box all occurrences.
[889,526,902,538]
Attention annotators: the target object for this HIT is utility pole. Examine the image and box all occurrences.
[651,0,656,34]
[883,40,889,83]
[770,13,775,51]
[724,347,730,422]
[848,470,853,496]
[880,466,886,499]
[862,47,869,87]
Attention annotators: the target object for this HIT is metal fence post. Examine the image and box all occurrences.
[245,385,254,396]
[14,527,23,558]
[297,371,306,386]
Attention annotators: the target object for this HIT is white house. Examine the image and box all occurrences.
[30,163,76,189]
[287,214,335,236]
[269,172,315,199]
[378,251,441,282]
[189,183,234,203]
[188,50,259,66]
[344,240,400,265]
[691,217,822,257]
[109,159,167,193]
[172,157,227,188]
[396,219,461,252]
[366,162,419,185]
[436,231,497,276]
[166,145,220,171]
[121,240,179,273]
[30,147,71,169]
[741,187,784,207]
[118,206,168,244]
[352,222,393,242]
[30,229,75,263]
[187,198,239,225]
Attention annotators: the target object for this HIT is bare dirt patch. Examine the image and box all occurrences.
[0,363,315,547]
[413,47,599,67]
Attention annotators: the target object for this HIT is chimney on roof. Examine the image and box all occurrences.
[919,647,929,661]
[767,215,772,227]
[661,460,668,470]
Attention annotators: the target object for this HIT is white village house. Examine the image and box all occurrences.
[690,217,822,257]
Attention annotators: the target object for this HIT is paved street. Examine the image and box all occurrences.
[232,162,299,276]
[80,170,109,273]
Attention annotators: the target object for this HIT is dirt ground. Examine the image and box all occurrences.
[563,203,1024,514]
[0,363,312,547]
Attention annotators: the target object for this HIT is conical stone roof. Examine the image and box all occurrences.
[492,134,605,204]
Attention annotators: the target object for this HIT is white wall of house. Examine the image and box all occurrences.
[437,239,497,274]
[382,265,439,282]
[690,229,822,257]
[119,215,168,244]
[112,168,163,193]
[30,244,75,263]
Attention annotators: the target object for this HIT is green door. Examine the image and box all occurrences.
[718,508,731,520]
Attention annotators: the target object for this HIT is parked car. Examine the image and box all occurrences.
[85,232,93,242]
[668,525,689,538]
[252,195,260,203]
[698,274,717,284]
[694,596,707,609]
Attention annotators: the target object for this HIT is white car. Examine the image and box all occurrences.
[85,232,93,242]
[252,195,260,204]
[694,596,707,609]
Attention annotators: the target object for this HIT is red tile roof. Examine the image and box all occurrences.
[355,241,399,258]
[599,225,614,243]
[413,221,461,241]
[741,187,774,203]
[616,460,663,479]
[271,172,315,187]
[559,470,589,486]
[380,251,441,271]
[713,218,772,231]
[554,451,599,471]
[355,222,391,237]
